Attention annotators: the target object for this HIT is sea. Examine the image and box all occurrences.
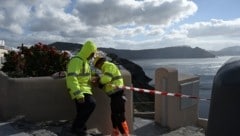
[130,56,238,119]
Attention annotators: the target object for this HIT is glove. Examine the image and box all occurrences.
[122,95,127,102]
[91,76,100,87]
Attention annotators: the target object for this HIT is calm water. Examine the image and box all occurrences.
[131,56,236,118]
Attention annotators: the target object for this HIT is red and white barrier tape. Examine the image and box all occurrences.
[110,84,210,101]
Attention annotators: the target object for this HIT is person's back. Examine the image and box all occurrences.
[99,61,123,95]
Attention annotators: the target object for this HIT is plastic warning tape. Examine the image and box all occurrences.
[110,84,210,101]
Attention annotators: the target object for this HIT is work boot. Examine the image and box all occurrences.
[71,128,88,136]
[119,121,129,136]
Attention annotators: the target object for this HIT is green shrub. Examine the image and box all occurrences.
[1,43,70,77]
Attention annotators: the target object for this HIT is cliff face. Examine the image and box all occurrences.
[49,42,216,59]
[107,53,155,111]
[100,46,216,59]
[107,53,154,90]
[210,46,240,56]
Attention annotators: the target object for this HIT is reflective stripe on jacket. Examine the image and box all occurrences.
[66,41,97,100]
[99,61,124,95]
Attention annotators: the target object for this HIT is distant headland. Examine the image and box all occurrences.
[49,42,216,59]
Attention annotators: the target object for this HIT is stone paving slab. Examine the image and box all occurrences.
[0,117,205,136]
[133,117,169,136]
[0,122,28,136]
[162,126,205,136]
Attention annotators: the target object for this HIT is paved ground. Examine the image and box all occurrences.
[162,126,205,136]
[133,118,205,136]
[133,117,170,136]
[0,117,205,136]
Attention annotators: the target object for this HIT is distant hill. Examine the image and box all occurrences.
[49,42,216,59]
[211,46,240,56]
[49,42,82,51]
[100,46,215,59]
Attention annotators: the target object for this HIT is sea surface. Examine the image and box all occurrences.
[130,56,238,118]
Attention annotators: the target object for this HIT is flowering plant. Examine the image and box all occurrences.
[1,43,70,77]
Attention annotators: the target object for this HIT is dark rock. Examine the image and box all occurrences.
[108,53,155,112]
[108,53,153,90]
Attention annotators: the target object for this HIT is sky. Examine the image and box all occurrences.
[0,0,240,51]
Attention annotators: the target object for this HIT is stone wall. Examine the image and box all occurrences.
[154,67,205,130]
[0,70,133,135]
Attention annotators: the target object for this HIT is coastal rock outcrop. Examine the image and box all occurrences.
[107,53,155,111]
[107,53,154,90]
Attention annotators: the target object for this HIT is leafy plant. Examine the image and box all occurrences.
[1,43,70,77]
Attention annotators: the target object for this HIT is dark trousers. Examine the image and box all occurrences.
[110,90,127,134]
[72,94,96,136]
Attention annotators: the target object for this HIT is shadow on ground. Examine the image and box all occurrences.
[133,117,169,136]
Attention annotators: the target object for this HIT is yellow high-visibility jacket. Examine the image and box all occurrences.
[99,61,124,95]
[66,41,97,100]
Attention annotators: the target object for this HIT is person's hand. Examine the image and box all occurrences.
[77,97,85,103]
[91,76,100,87]
[92,76,99,82]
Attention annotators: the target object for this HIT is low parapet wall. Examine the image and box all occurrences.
[0,70,133,135]
[154,67,203,129]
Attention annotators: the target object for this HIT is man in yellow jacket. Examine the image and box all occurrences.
[93,54,129,136]
[66,40,97,136]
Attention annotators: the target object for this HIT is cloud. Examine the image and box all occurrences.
[74,0,197,26]
[0,0,203,50]
[0,0,31,34]
[161,18,240,50]
[93,18,240,51]
[182,19,240,38]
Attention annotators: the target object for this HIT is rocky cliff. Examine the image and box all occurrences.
[49,42,216,59]
[107,53,155,111]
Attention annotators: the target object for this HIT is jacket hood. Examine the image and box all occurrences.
[77,41,97,60]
